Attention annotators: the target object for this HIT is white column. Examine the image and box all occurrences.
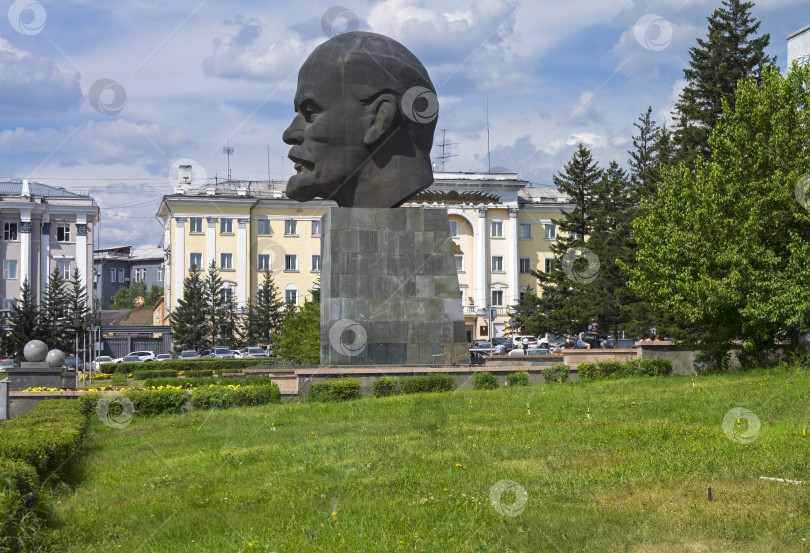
[40,214,50,305]
[19,210,31,287]
[237,218,248,309]
[475,207,488,308]
[508,207,519,307]
[174,217,185,308]
[207,217,217,268]
[75,215,88,290]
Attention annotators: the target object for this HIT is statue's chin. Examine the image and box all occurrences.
[285,176,315,202]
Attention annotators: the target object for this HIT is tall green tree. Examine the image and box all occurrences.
[627,65,810,368]
[673,0,775,164]
[111,281,163,310]
[275,299,320,365]
[241,270,285,346]
[40,267,71,353]
[510,143,601,337]
[628,106,662,200]
[169,265,208,352]
[3,279,39,359]
[204,261,227,348]
[66,267,89,354]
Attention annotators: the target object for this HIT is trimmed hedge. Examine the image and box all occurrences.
[400,374,457,394]
[131,369,178,380]
[102,358,268,374]
[638,358,673,376]
[191,384,281,410]
[0,400,87,479]
[372,377,401,397]
[185,369,214,378]
[143,376,278,389]
[507,371,530,386]
[0,458,43,552]
[543,364,569,383]
[472,371,498,390]
[578,362,599,381]
[308,379,361,402]
[579,358,674,381]
[79,389,189,418]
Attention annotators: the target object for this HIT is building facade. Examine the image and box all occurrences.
[788,24,810,67]
[0,179,98,316]
[157,171,571,342]
[94,246,165,309]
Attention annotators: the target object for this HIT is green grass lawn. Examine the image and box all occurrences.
[51,366,809,552]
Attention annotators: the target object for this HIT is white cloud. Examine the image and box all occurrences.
[0,38,81,116]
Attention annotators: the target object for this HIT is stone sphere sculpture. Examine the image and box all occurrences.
[46,349,66,368]
[23,340,48,362]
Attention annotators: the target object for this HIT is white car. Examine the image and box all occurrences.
[93,356,113,372]
[113,350,157,363]
[511,335,539,348]
[508,348,551,356]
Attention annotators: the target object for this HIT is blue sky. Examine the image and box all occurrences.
[0,0,806,248]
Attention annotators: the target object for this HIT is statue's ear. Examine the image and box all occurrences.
[363,94,398,146]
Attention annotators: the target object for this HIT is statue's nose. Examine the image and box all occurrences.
[283,116,304,145]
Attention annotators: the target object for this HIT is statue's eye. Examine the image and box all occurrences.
[299,100,320,120]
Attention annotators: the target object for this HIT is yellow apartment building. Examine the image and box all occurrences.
[157,167,571,342]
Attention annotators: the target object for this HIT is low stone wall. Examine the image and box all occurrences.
[636,343,697,374]
[481,355,564,369]
[563,349,640,369]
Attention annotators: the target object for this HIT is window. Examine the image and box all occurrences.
[118,268,125,282]
[491,220,503,238]
[284,254,298,271]
[190,218,203,233]
[157,268,164,281]
[311,254,321,272]
[3,299,17,311]
[220,218,233,234]
[189,253,202,269]
[519,258,531,274]
[56,224,71,242]
[284,219,297,235]
[519,223,531,240]
[257,254,270,271]
[544,224,556,239]
[220,283,235,303]
[3,260,17,279]
[491,290,504,306]
[285,286,298,306]
[311,220,321,236]
[134,268,144,282]
[454,255,463,272]
[257,219,271,235]
[57,260,71,278]
[3,222,18,241]
[220,253,233,270]
[545,258,554,273]
[110,269,116,283]
[449,220,458,237]
[491,256,503,272]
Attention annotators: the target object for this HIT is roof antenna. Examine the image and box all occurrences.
[223,140,234,181]
[434,129,458,172]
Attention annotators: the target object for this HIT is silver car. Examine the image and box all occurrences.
[211,347,235,358]
[244,347,269,358]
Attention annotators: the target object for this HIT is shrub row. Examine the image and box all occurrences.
[472,371,499,390]
[543,364,570,383]
[142,376,278,389]
[578,358,673,381]
[0,400,87,478]
[185,369,214,378]
[0,455,44,551]
[401,374,457,394]
[78,389,189,418]
[131,369,178,380]
[102,358,268,374]
[308,379,361,402]
[190,384,281,410]
[372,377,400,397]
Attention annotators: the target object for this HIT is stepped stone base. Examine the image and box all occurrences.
[320,208,468,366]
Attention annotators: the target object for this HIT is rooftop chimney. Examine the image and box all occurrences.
[174,164,192,194]
[21,179,30,197]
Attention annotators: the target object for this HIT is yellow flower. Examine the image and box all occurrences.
[455,463,463,468]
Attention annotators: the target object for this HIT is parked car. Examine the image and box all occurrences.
[122,355,143,363]
[232,350,243,358]
[113,351,157,363]
[244,347,269,358]
[156,354,173,361]
[615,338,637,349]
[508,348,551,356]
[511,335,539,348]
[469,341,494,355]
[64,357,84,371]
[470,352,486,366]
[492,337,514,352]
[538,334,568,349]
[92,356,113,372]
[179,350,200,359]
[211,347,235,359]
[0,358,13,373]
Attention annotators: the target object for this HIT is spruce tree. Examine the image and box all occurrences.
[40,267,71,353]
[4,279,39,360]
[66,267,89,354]
[241,270,285,347]
[169,265,207,352]
[628,107,662,201]
[673,0,774,163]
[204,261,226,348]
[510,143,601,337]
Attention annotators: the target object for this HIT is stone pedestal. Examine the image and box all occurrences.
[321,208,468,366]
[6,363,70,391]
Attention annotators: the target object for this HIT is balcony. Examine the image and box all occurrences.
[463,306,507,316]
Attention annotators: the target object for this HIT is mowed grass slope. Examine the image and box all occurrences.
[53,367,809,553]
